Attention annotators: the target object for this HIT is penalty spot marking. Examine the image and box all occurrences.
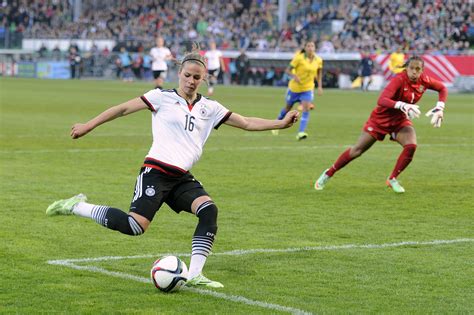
[47,238,473,315]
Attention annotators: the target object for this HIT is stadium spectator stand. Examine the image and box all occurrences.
[1,0,471,54]
[0,0,472,86]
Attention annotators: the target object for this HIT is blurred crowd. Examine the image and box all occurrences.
[331,0,471,54]
[1,0,472,54]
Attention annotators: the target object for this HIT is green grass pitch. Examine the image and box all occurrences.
[0,77,473,314]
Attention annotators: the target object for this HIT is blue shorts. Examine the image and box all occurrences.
[285,90,314,106]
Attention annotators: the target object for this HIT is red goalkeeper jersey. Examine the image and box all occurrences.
[369,71,447,127]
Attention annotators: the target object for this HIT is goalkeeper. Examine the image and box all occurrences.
[314,56,447,193]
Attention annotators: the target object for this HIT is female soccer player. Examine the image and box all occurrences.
[388,46,405,78]
[204,41,226,96]
[272,41,323,140]
[150,36,173,89]
[46,47,299,288]
[314,56,447,193]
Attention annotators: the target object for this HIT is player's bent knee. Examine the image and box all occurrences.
[195,201,218,236]
[129,212,150,231]
[107,211,145,236]
[126,216,145,236]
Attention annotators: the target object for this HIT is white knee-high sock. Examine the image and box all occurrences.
[188,255,207,279]
[72,201,95,218]
[72,202,109,226]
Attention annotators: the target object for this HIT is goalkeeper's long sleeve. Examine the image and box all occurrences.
[377,75,405,108]
[425,77,448,103]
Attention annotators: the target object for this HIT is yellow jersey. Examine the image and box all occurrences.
[288,52,323,93]
[388,52,405,74]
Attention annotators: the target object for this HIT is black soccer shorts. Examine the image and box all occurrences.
[152,70,167,79]
[208,68,220,78]
[129,167,209,221]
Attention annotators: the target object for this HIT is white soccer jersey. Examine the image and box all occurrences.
[140,89,231,171]
[204,49,222,70]
[150,47,171,71]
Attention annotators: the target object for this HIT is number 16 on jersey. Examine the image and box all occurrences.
[184,115,195,131]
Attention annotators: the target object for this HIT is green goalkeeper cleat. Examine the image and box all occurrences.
[186,273,224,288]
[386,178,405,193]
[296,132,308,141]
[314,169,331,190]
[46,193,87,216]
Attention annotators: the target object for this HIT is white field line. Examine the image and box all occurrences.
[185,287,311,315]
[49,262,311,315]
[47,238,473,315]
[1,143,473,155]
[48,238,474,264]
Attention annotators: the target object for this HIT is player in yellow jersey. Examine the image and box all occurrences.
[272,41,323,140]
[388,46,405,78]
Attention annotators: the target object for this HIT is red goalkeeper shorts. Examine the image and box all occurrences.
[363,118,413,141]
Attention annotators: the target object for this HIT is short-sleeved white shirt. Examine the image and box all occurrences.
[140,89,231,171]
[150,47,171,71]
[204,49,222,71]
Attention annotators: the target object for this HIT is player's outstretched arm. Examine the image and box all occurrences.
[224,110,299,131]
[71,97,148,139]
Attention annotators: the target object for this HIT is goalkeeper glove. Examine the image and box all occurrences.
[394,101,421,120]
[425,101,445,128]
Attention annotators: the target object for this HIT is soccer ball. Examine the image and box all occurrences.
[150,256,188,292]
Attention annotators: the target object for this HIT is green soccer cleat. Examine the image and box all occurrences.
[296,132,308,141]
[46,193,87,216]
[386,178,405,193]
[314,169,331,190]
[186,273,224,288]
[271,129,279,135]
